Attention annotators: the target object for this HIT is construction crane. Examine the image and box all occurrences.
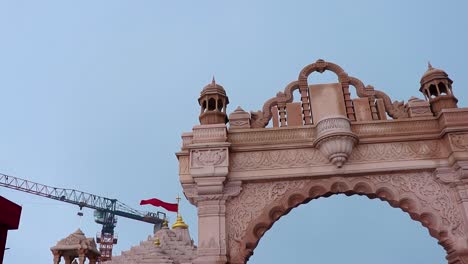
[0,173,166,262]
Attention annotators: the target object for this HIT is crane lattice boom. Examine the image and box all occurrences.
[0,172,166,261]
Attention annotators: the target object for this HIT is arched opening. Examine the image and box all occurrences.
[217,99,223,112]
[229,176,457,264]
[429,84,438,98]
[248,195,446,264]
[307,70,340,86]
[208,98,216,110]
[438,82,448,95]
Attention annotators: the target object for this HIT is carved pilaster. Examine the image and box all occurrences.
[184,123,243,264]
[78,249,86,264]
[64,256,72,264]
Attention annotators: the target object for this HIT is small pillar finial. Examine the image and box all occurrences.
[162,218,169,229]
[154,237,161,247]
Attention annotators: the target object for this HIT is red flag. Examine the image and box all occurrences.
[140,198,178,212]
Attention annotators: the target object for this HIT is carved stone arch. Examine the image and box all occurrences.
[226,172,464,264]
[298,59,350,86]
[179,60,468,264]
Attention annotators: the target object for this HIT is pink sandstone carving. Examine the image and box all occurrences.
[104,222,197,264]
[167,59,468,264]
[49,60,467,264]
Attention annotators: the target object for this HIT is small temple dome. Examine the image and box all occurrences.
[198,77,229,125]
[199,77,229,103]
[420,62,451,86]
[419,62,457,114]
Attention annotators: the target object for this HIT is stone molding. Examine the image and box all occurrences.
[192,124,227,144]
[228,139,448,173]
[183,181,242,206]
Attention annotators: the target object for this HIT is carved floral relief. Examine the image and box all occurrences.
[191,148,228,168]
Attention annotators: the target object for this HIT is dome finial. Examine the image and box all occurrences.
[172,213,189,229]
[172,195,189,229]
[428,61,433,70]
[212,76,216,85]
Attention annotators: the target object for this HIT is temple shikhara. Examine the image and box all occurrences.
[52,59,468,264]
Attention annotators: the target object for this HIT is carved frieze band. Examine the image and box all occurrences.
[349,140,447,162]
[229,140,447,172]
[190,148,228,168]
[225,171,464,263]
[228,119,450,148]
[228,127,315,146]
[230,149,327,171]
[351,119,440,137]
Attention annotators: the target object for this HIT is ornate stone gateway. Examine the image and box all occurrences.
[176,60,468,264]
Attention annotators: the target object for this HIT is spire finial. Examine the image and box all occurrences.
[211,76,216,85]
[176,194,181,216]
[428,61,433,70]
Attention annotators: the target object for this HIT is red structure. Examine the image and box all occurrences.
[0,196,21,264]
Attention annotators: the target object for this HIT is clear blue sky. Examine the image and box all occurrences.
[1,1,467,263]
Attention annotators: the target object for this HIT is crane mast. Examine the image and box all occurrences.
[0,173,166,262]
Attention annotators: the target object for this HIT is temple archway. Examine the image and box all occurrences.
[177,60,468,264]
[248,194,446,263]
[226,172,458,263]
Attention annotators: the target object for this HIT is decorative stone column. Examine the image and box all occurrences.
[78,249,86,264]
[63,256,72,264]
[52,250,61,264]
[183,124,241,264]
